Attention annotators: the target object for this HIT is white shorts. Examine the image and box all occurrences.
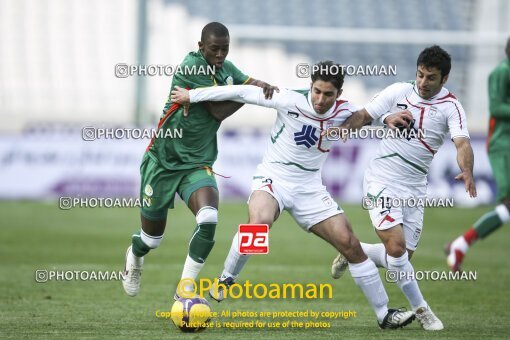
[363,176,426,251]
[248,164,343,231]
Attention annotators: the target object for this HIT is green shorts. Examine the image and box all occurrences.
[488,152,510,202]
[139,152,218,221]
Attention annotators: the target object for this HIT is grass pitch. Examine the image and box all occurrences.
[1,201,509,339]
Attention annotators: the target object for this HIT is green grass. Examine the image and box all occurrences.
[1,201,509,339]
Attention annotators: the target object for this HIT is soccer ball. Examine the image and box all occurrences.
[171,297,212,332]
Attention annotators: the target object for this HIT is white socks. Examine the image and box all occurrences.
[387,251,427,311]
[180,255,204,292]
[361,243,387,268]
[222,232,251,278]
[349,259,389,322]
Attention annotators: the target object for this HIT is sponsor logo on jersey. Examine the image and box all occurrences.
[294,125,319,148]
[226,76,234,85]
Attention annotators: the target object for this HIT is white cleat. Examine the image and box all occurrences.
[122,245,143,297]
[331,253,349,279]
[415,306,444,331]
[209,274,236,302]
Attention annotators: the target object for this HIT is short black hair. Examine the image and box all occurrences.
[311,61,344,90]
[201,22,229,42]
[417,45,451,79]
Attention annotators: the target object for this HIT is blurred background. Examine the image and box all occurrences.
[0,0,509,205]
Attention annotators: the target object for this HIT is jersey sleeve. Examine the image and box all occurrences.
[448,101,470,140]
[364,83,405,119]
[189,85,287,110]
[488,66,510,120]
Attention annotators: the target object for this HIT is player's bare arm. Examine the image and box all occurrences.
[339,108,373,131]
[382,110,414,129]
[201,101,245,122]
[453,137,477,198]
[327,108,413,141]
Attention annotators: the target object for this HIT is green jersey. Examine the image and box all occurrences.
[146,50,250,170]
[488,59,510,153]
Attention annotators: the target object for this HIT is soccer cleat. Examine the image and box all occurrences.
[122,245,143,297]
[378,308,415,329]
[331,253,349,279]
[208,275,236,302]
[415,306,444,331]
[445,242,465,272]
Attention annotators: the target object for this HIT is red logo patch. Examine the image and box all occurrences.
[238,224,269,254]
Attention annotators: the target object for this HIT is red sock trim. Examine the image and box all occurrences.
[463,228,478,245]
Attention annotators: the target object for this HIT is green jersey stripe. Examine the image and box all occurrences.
[375,153,427,174]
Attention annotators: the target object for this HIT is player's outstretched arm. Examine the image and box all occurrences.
[171,85,281,113]
[246,78,279,99]
[200,80,278,122]
[453,137,477,198]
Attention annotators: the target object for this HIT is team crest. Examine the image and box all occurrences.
[144,184,153,197]
[322,196,332,206]
[226,76,234,85]
[428,106,437,118]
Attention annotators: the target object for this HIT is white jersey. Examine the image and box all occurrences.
[189,85,356,180]
[364,82,469,186]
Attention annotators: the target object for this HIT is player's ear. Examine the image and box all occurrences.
[441,74,449,86]
[337,89,343,99]
[198,41,204,51]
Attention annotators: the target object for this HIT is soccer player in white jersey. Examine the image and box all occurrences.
[171,61,416,329]
[331,46,477,331]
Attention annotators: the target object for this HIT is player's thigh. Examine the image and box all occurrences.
[488,152,510,203]
[289,186,342,232]
[178,167,219,215]
[310,213,356,249]
[248,190,280,225]
[248,173,286,224]
[139,153,180,222]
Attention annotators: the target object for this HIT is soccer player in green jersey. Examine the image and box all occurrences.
[122,22,277,298]
[446,37,510,271]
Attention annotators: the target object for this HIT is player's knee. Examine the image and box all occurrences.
[385,240,406,258]
[337,232,357,251]
[495,203,510,224]
[140,229,163,249]
[248,212,274,227]
[196,206,218,225]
